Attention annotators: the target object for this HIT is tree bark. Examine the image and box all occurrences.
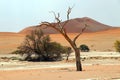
[74,48,82,71]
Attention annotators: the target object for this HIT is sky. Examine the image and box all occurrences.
[0,0,120,32]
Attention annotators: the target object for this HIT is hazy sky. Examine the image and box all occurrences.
[0,0,120,32]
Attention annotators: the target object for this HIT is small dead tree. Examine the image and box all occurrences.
[66,47,72,61]
[38,7,87,71]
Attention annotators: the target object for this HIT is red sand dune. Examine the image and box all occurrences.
[19,17,112,34]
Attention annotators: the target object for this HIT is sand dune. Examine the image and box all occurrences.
[0,28,120,54]
[50,28,120,51]
[19,17,112,34]
[0,33,25,54]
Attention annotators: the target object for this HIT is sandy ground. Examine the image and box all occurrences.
[0,65,120,80]
[0,52,120,80]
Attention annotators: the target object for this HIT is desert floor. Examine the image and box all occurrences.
[0,65,120,80]
[0,52,120,80]
[0,29,120,80]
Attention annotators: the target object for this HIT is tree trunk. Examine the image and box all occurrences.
[75,48,82,71]
[66,52,70,61]
[66,55,69,61]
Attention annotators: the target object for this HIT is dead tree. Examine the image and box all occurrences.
[66,47,72,61]
[38,7,87,71]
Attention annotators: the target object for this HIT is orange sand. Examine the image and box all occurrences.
[0,28,120,54]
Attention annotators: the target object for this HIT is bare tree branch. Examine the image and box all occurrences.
[50,11,61,23]
[50,11,64,31]
[39,22,65,35]
[67,7,72,20]
[73,24,88,43]
[41,7,73,35]
[62,7,73,28]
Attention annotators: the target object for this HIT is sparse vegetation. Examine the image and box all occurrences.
[114,40,120,53]
[12,29,69,61]
[80,44,90,52]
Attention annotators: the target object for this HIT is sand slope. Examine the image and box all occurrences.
[0,32,25,54]
[0,28,120,54]
[50,28,120,51]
